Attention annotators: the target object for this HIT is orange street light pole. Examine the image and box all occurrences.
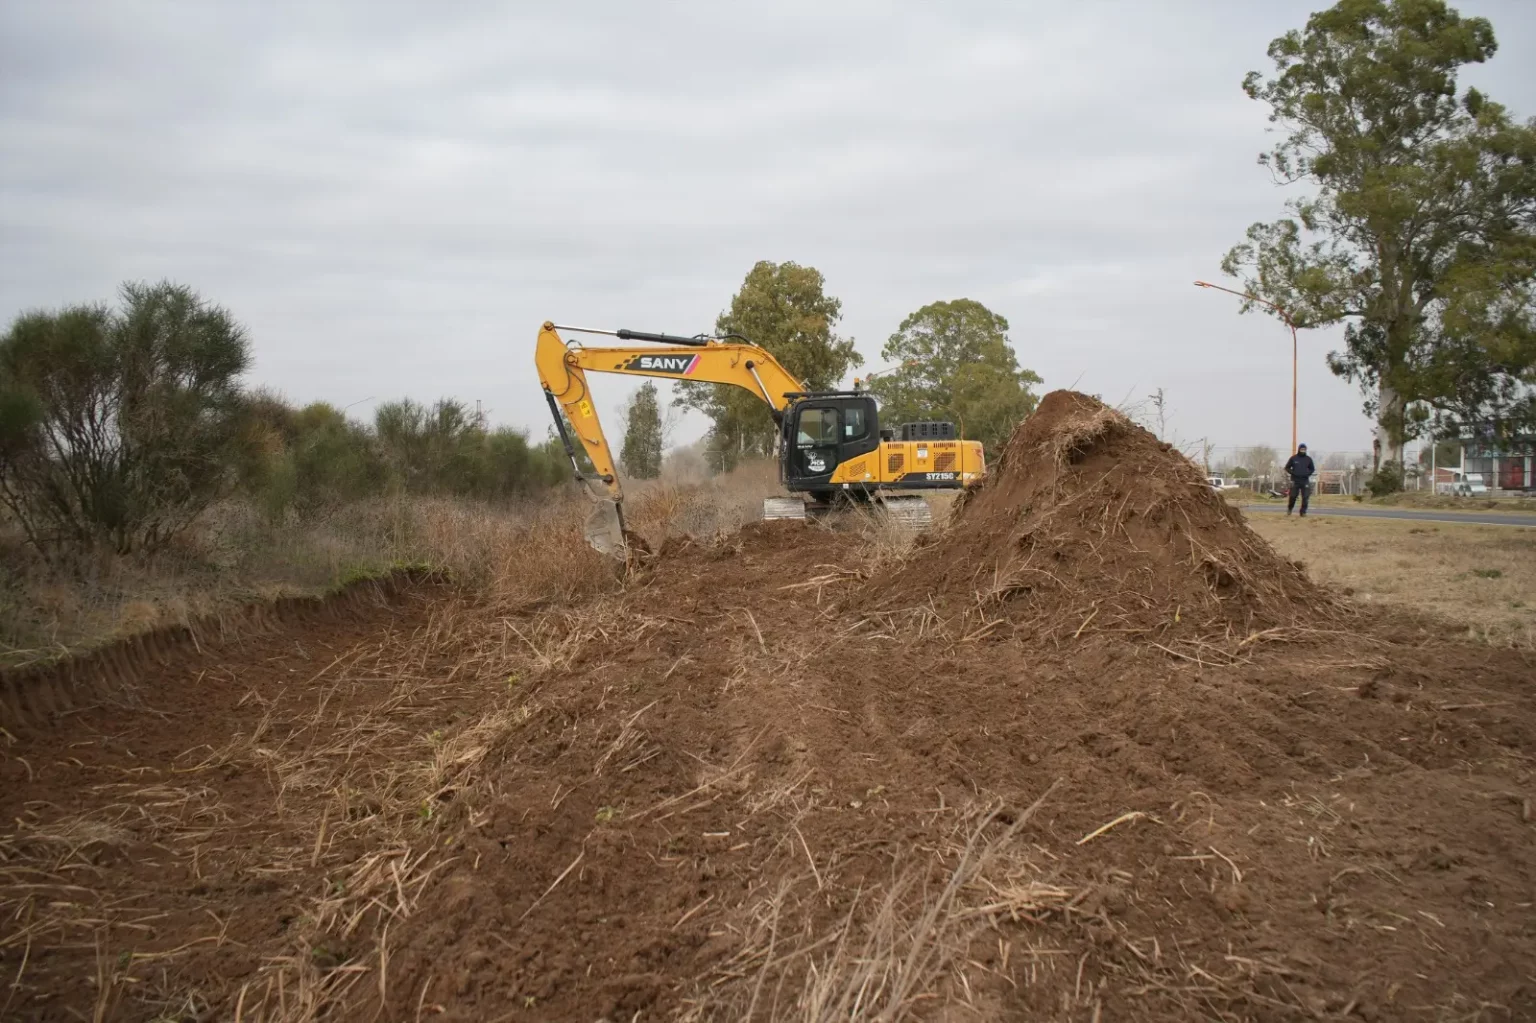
[1194,280,1300,455]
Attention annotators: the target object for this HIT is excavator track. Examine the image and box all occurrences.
[760,495,934,529]
[877,495,933,528]
[761,497,808,521]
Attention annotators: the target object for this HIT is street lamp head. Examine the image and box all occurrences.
[1193,280,1214,288]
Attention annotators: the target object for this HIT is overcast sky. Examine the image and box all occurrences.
[4,1,1534,460]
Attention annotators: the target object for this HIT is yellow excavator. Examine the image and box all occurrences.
[535,321,986,554]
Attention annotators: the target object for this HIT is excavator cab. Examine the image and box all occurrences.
[780,394,882,493]
[765,392,979,525]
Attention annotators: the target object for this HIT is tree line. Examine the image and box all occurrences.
[650,259,1041,471]
[0,282,572,556]
[8,0,1531,545]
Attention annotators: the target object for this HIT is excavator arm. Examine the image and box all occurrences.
[535,321,805,551]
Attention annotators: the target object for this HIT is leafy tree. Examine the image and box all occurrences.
[620,382,664,479]
[1221,0,1536,464]
[868,299,1041,453]
[0,281,250,554]
[675,260,860,467]
[1237,445,1281,477]
[375,398,487,495]
[1417,438,1461,467]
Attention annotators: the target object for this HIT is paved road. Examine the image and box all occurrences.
[1240,503,1536,528]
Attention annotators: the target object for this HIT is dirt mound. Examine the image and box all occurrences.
[5,494,1536,1022]
[883,390,1327,644]
[362,524,1536,1021]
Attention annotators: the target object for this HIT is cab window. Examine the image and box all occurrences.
[796,409,838,447]
[842,406,868,441]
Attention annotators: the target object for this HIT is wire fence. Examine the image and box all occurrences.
[1107,401,1532,495]
[1201,443,1535,495]
[1198,446,1375,495]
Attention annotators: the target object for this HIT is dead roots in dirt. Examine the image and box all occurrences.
[681,784,1068,1023]
[877,391,1336,647]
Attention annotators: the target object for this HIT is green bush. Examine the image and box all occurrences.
[1365,462,1406,497]
[372,399,570,500]
[0,282,249,554]
[0,282,575,552]
[236,393,573,515]
[475,427,568,499]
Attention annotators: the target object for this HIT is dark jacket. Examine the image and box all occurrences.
[1284,453,1315,480]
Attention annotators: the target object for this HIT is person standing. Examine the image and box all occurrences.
[1284,443,1316,516]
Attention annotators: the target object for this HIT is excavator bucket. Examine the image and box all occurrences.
[583,500,627,557]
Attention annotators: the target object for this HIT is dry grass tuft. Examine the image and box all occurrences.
[839,506,926,577]
[405,495,612,608]
[0,460,789,666]
[681,785,1070,1022]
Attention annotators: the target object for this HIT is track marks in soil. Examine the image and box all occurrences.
[355,523,1535,1022]
[3,529,1533,1021]
[0,587,522,1022]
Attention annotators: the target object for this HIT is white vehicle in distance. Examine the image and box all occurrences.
[1456,472,1489,496]
[1207,476,1240,491]
[1435,471,1488,497]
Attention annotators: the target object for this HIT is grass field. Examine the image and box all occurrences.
[1250,513,1536,645]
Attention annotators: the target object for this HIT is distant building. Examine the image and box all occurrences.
[1458,423,1534,492]
[1429,466,1461,488]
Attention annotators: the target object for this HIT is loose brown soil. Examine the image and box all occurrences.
[3,392,1534,1022]
[877,389,1329,644]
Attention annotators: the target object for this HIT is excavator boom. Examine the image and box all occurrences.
[535,322,806,552]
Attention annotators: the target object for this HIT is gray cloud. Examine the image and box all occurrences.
[4,0,1534,457]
